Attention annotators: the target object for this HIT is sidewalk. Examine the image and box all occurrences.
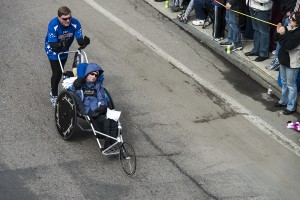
[144,0,300,112]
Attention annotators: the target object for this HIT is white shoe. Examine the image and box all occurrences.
[50,95,57,108]
[213,37,223,42]
[192,19,205,26]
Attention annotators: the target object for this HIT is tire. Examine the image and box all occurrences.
[119,142,136,176]
[55,90,77,140]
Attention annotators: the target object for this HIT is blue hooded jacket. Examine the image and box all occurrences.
[74,63,107,114]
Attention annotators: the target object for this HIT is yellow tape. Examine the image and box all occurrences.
[214,0,277,27]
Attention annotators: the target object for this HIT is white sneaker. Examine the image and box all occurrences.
[50,95,57,108]
[192,19,205,26]
[213,37,223,42]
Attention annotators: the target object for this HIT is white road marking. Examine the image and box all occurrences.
[84,0,300,157]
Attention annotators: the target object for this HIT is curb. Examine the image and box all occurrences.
[143,0,291,108]
[172,19,282,98]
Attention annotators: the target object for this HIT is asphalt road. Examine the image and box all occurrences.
[1,0,300,199]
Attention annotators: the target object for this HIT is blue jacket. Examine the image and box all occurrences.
[74,63,107,114]
[45,17,83,60]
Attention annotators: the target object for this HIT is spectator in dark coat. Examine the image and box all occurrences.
[274,12,300,115]
[268,0,296,70]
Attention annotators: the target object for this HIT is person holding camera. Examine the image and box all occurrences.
[274,12,300,115]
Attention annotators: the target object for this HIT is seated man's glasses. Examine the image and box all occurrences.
[90,72,99,77]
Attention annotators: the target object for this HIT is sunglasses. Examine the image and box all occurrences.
[90,72,99,77]
[61,17,72,21]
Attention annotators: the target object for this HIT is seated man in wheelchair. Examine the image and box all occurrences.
[72,63,118,149]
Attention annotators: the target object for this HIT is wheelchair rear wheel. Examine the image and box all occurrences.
[119,142,136,176]
[55,90,77,140]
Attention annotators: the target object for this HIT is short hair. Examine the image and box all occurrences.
[58,6,71,17]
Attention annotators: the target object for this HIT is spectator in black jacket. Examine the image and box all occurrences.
[274,12,300,115]
[268,0,296,70]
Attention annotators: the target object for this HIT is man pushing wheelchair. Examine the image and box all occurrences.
[49,6,136,176]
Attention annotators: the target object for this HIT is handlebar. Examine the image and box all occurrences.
[78,44,87,51]
[58,48,89,74]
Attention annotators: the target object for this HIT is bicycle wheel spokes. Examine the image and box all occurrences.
[119,142,136,176]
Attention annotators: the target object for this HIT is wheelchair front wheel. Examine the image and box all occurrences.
[55,90,77,140]
[119,142,136,176]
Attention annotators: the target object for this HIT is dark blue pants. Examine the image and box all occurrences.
[249,8,271,57]
[194,0,212,20]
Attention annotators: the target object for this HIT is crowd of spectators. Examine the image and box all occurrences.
[155,0,299,65]
[154,0,300,115]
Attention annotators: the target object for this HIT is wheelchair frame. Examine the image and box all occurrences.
[54,49,136,176]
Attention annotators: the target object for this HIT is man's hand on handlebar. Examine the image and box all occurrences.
[83,36,90,46]
[78,36,90,50]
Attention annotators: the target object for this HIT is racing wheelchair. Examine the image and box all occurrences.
[54,49,136,176]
